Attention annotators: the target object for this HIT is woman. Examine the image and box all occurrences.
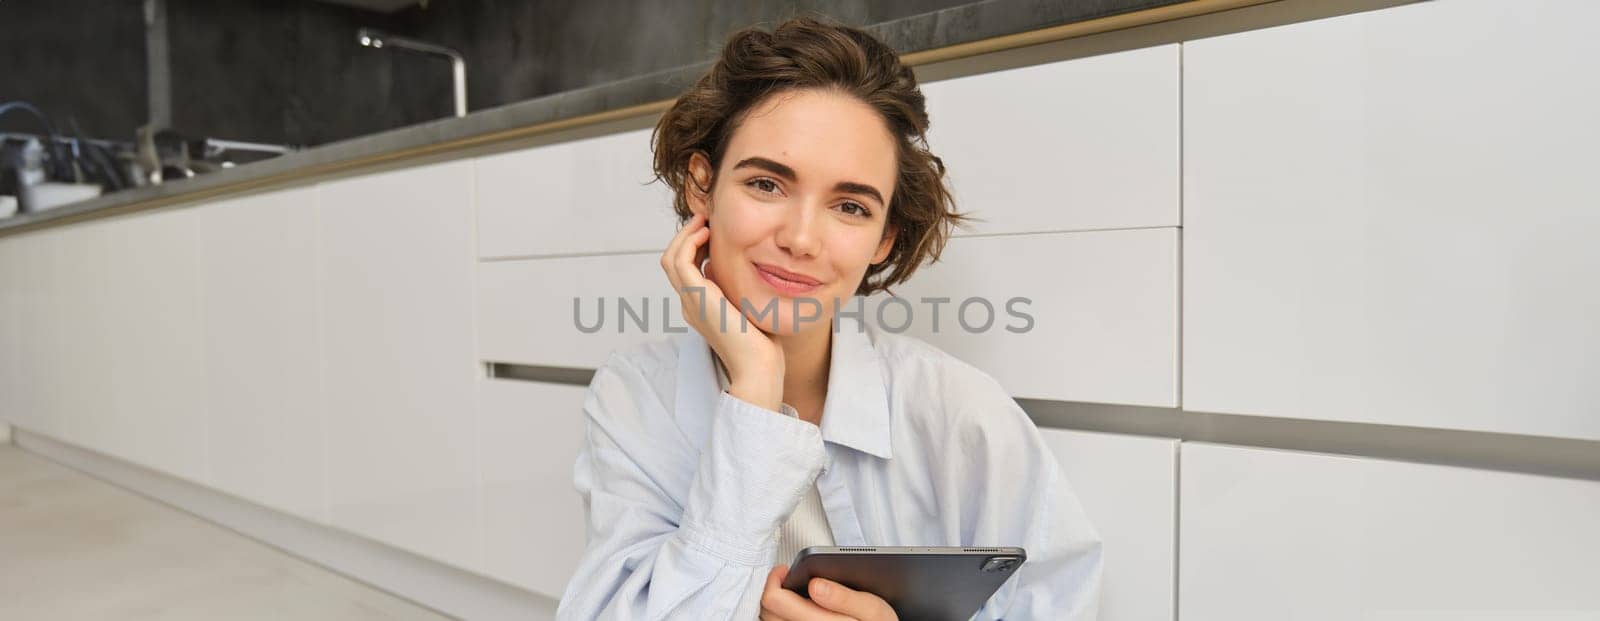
[556,16,1102,620]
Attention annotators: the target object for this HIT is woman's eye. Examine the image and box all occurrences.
[748,178,780,194]
[840,202,871,218]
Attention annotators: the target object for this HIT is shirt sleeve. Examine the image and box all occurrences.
[956,377,1105,620]
[555,354,830,620]
[972,453,1104,620]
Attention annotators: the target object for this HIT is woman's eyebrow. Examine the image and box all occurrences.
[733,156,885,205]
[834,181,884,206]
[732,156,797,180]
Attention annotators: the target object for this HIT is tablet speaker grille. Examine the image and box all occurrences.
[837,547,877,552]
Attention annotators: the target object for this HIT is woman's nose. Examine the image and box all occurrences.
[774,203,821,258]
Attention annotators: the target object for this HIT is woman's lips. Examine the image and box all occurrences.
[754,263,822,296]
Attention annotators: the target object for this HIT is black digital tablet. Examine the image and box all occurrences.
[781,546,1027,621]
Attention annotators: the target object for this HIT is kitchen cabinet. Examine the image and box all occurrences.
[1041,429,1176,621]
[100,210,208,483]
[52,221,119,462]
[477,251,673,370]
[920,44,1178,234]
[1179,442,1600,620]
[2,229,63,439]
[197,187,326,523]
[0,233,19,430]
[1182,0,1600,439]
[474,127,676,260]
[479,378,590,599]
[318,160,483,572]
[864,228,1178,408]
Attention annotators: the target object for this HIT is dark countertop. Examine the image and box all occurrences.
[0,0,1194,235]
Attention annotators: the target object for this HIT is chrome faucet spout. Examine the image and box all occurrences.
[357,28,467,118]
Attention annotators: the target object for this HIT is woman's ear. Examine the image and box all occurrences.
[871,223,898,265]
[686,151,715,218]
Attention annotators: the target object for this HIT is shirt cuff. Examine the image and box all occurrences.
[676,389,829,566]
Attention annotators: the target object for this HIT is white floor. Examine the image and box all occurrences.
[0,443,454,620]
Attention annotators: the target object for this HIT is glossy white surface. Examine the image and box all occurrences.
[0,237,16,431]
[921,44,1179,234]
[1041,429,1176,621]
[1179,442,1600,620]
[1182,0,1600,439]
[478,379,589,599]
[197,188,326,522]
[474,128,676,259]
[318,160,482,571]
[2,232,54,437]
[477,252,672,370]
[100,210,208,483]
[18,228,73,449]
[864,229,1178,407]
[55,222,115,459]
[479,229,1178,408]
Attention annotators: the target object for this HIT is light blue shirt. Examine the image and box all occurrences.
[556,314,1103,620]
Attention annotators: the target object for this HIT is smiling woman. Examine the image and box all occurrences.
[556,15,1103,621]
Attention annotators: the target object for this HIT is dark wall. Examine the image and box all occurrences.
[165,0,454,147]
[0,0,148,141]
[386,0,976,113]
[3,0,973,148]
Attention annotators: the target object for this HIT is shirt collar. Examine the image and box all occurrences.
[673,312,893,460]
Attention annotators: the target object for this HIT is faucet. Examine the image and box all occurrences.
[357,28,467,118]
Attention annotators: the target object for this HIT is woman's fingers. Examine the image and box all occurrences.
[678,231,716,327]
[662,213,712,327]
[809,577,898,620]
[761,565,852,620]
[660,212,700,293]
[760,566,790,620]
[660,211,783,392]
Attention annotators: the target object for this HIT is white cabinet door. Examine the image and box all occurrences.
[864,228,1178,407]
[100,209,208,483]
[1,230,61,438]
[1182,0,1600,439]
[0,234,19,428]
[1180,443,1600,620]
[319,160,482,571]
[1041,429,1176,621]
[197,187,326,523]
[921,44,1178,235]
[475,127,677,259]
[53,220,120,461]
[479,378,589,599]
[478,252,675,370]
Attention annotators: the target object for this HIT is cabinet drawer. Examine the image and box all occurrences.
[1042,429,1176,621]
[921,44,1178,234]
[1182,0,1600,439]
[1180,443,1600,620]
[478,252,675,370]
[480,378,590,599]
[475,128,676,259]
[865,228,1178,407]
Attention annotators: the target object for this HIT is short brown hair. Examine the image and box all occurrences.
[651,15,970,297]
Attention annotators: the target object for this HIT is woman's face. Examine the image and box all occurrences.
[687,88,898,337]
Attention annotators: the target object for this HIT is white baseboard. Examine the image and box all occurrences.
[13,428,558,621]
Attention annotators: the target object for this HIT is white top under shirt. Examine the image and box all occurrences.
[712,353,835,567]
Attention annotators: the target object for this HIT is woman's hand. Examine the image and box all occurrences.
[760,565,898,621]
[662,212,785,410]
